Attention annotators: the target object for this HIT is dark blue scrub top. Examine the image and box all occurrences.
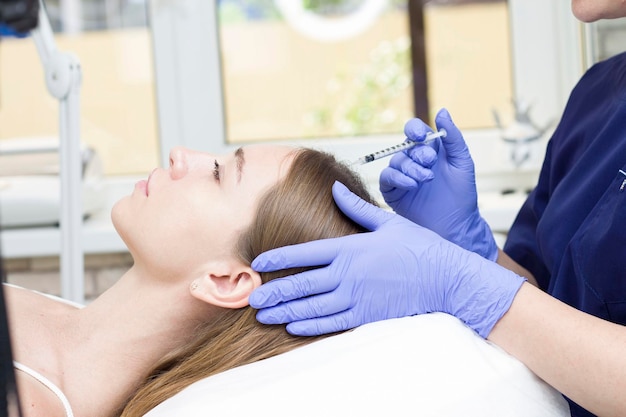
[504,51,626,417]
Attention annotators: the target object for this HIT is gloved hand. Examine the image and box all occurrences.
[249,181,525,337]
[379,108,498,261]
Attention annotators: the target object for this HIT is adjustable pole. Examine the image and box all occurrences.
[31,1,84,303]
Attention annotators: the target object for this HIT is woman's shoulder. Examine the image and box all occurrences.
[4,283,81,359]
[14,366,73,417]
[4,284,78,417]
[4,283,84,312]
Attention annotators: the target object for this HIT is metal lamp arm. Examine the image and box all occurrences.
[30,0,84,303]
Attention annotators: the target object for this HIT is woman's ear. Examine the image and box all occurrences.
[189,261,262,309]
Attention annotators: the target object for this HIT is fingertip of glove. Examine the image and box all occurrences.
[255,311,275,325]
[404,118,429,139]
[251,255,268,272]
[436,107,451,121]
[248,289,265,309]
[254,313,268,327]
[436,109,459,133]
[256,304,289,324]
[286,322,316,337]
[333,181,360,205]
[252,250,288,273]
[332,180,349,195]
[407,144,438,166]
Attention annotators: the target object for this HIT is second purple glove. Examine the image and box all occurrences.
[380,108,498,261]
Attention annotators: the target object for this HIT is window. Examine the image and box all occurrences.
[216,0,512,143]
[218,0,414,142]
[151,0,578,180]
[1,0,584,177]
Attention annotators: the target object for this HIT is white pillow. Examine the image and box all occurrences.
[144,313,569,417]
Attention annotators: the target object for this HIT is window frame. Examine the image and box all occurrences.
[148,0,586,182]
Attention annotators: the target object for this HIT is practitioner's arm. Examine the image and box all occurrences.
[496,249,537,286]
[489,282,626,417]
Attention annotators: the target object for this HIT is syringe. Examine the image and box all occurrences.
[352,129,447,165]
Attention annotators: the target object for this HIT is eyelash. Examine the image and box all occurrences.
[213,160,220,181]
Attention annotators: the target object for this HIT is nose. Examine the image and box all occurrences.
[169,146,189,180]
[169,147,213,180]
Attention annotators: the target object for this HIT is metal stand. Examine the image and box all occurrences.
[30,1,84,303]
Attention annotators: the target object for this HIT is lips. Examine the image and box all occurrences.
[146,168,158,196]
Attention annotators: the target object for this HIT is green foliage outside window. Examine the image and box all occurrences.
[305,36,412,136]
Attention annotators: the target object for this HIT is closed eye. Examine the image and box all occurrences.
[213,160,220,181]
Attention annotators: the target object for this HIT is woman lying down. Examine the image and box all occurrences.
[5,145,376,417]
[5,144,572,417]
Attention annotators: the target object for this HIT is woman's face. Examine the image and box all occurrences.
[112,145,295,279]
[571,0,626,22]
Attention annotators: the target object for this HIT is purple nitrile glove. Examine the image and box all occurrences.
[249,181,525,337]
[379,108,498,261]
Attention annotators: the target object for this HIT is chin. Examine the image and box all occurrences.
[110,199,124,232]
[110,198,134,249]
[571,6,600,22]
[572,1,626,22]
[570,0,597,21]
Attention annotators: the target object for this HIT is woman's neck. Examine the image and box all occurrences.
[50,267,215,417]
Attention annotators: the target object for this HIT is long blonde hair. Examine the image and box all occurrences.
[120,148,376,417]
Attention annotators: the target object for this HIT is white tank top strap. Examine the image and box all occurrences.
[13,361,74,417]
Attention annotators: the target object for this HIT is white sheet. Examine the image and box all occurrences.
[144,313,569,416]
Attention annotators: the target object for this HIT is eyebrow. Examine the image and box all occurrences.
[235,147,244,184]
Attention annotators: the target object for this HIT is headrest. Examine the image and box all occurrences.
[144,313,569,416]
